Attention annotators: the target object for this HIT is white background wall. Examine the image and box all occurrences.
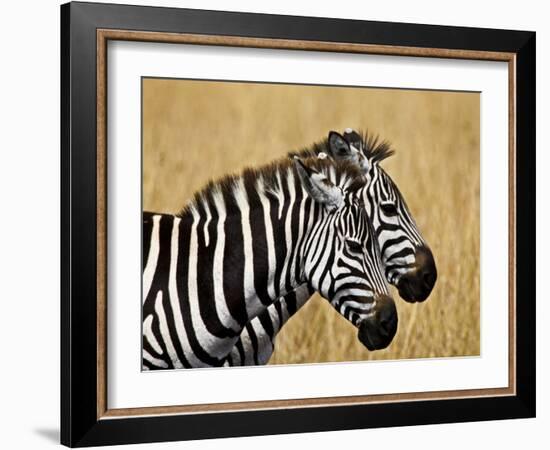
[0,0,545,448]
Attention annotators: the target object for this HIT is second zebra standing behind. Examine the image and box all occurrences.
[142,155,397,369]
[226,129,437,366]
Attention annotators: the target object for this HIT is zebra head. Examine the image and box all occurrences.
[294,157,397,351]
[326,129,437,303]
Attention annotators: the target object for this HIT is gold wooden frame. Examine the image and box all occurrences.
[96,29,516,420]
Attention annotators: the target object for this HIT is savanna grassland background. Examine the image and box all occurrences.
[142,78,480,364]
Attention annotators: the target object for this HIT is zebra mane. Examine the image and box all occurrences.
[178,157,365,217]
[290,129,395,165]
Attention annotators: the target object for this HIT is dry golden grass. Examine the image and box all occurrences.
[143,78,480,364]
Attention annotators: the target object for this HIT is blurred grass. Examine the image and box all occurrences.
[143,78,480,363]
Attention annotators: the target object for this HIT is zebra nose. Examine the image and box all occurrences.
[357,294,398,351]
[376,295,398,337]
[396,245,437,303]
[423,268,436,290]
[416,245,437,289]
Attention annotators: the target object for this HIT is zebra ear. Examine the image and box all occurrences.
[293,157,343,212]
[328,131,352,159]
[328,131,368,171]
[342,128,363,145]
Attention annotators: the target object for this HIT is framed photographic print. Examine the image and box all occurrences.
[60,1,536,447]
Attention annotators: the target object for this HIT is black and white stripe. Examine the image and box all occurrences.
[226,129,436,366]
[142,156,394,369]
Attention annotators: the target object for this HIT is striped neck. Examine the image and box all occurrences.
[177,167,328,328]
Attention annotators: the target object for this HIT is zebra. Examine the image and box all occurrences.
[142,156,397,370]
[225,129,437,366]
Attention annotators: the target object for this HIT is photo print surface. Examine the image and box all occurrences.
[141,78,480,369]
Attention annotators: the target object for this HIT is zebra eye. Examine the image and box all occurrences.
[380,202,397,216]
[346,239,363,254]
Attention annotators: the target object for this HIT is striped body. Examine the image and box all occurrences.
[142,158,394,369]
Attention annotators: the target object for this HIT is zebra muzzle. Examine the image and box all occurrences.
[396,245,437,303]
[357,294,398,351]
